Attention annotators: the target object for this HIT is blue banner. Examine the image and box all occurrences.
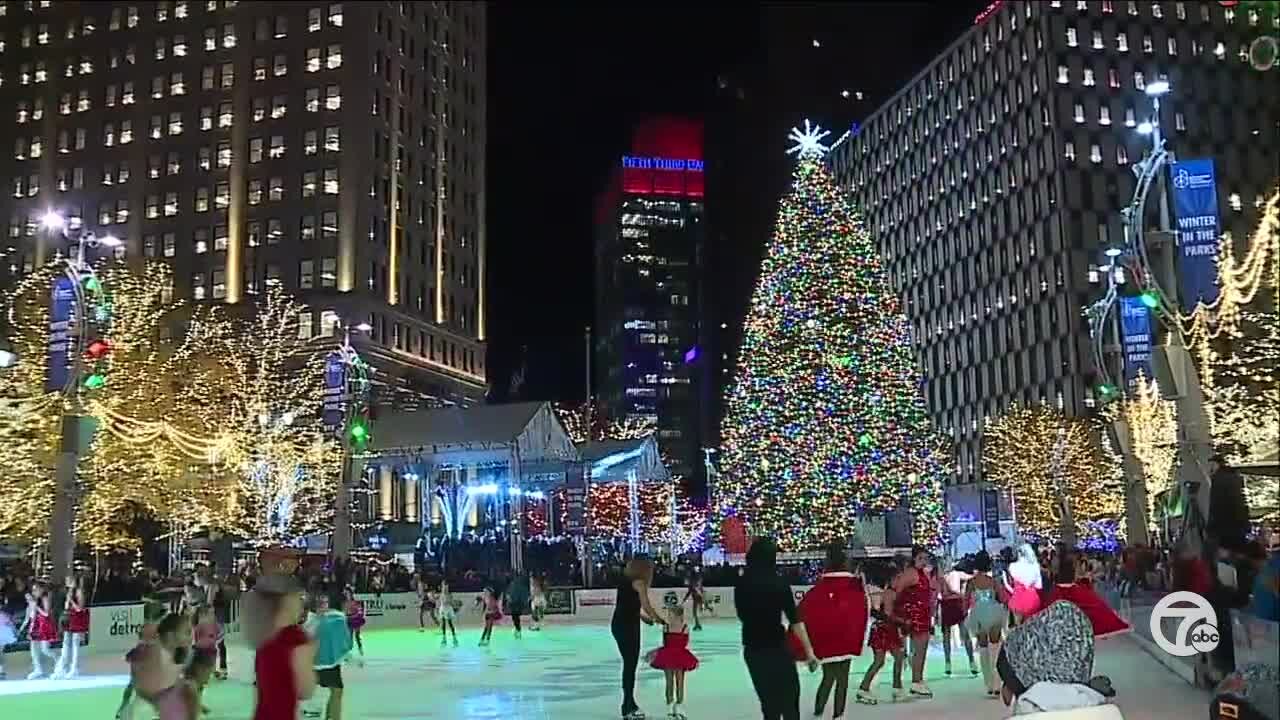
[1119,296,1153,385]
[982,489,1001,539]
[45,275,76,392]
[1168,158,1220,311]
[321,352,346,433]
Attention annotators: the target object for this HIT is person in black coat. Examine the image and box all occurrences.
[1207,454,1251,551]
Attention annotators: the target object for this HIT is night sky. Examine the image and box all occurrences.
[486,2,987,404]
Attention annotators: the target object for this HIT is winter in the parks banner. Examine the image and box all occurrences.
[1168,158,1221,311]
[1119,296,1153,385]
[46,275,76,392]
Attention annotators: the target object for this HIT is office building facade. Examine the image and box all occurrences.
[594,117,708,484]
[829,0,1278,487]
[0,0,488,405]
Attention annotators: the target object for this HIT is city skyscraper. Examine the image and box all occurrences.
[0,0,488,406]
[829,0,1279,496]
[594,117,708,485]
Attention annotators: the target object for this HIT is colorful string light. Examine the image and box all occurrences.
[715,151,948,550]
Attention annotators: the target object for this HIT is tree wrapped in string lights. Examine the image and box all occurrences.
[984,405,1123,544]
[178,285,343,542]
[0,262,342,548]
[716,122,949,549]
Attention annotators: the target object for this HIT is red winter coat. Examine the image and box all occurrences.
[788,572,869,663]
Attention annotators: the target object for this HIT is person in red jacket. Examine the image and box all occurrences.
[1041,551,1130,638]
[789,543,869,720]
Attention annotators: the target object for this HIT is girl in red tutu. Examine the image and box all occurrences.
[788,543,869,719]
[857,557,908,705]
[1042,552,1130,637]
[26,581,59,679]
[475,586,502,647]
[54,573,90,679]
[647,605,698,719]
[892,546,937,699]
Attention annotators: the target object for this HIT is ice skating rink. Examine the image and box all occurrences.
[0,620,1208,719]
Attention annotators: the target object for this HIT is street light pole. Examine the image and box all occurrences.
[331,321,371,561]
[1088,81,1217,548]
[40,211,121,584]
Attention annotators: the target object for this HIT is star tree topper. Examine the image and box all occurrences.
[786,119,832,159]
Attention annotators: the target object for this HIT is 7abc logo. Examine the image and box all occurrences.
[1150,591,1220,657]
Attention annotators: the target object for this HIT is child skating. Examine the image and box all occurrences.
[857,564,908,705]
[25,582,58,679]
[0,604,17,679]
[342,587,366,666]
[115,603,166,720]
[53,573,90,679]
[529,574,547,631]
[437,581,459,646]
[646,605,699,719]
[189,605,223,714]
[304,591,355,720]
[475,586,501,646]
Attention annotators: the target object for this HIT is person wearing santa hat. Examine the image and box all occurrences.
[790,542,869,720]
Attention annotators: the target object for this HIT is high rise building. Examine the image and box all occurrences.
[594,117,708,485]
[0,0,488,406]
[828,0,1278,489]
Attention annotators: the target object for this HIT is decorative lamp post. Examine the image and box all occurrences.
[41,210,121,584]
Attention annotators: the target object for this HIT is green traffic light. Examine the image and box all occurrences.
[350,422,368,440]
[83,374,106,389]
[1139,291,1159,309]
[1098,383,1117,399]
[83,276,101,292]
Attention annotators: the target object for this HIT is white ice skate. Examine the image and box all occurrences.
[909,681,933,699]
[855,689,879,705]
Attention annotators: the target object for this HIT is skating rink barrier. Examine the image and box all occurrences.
[7,585,894,657]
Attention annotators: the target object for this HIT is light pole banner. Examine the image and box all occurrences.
[1168,158,1221,311]
[46,275,77,392]
[1119,296,1153,384]
[321,351,346,433]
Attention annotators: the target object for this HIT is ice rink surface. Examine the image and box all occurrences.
[0,620,1209,719]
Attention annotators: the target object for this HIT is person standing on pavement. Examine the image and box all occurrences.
[735,537,819,720]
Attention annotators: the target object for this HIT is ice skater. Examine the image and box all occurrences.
[1042,551,1130,638]
[25,581,58,679]
[891,547,936,699]
[0,603,17,679]
[647,605,699,719]
[790,543,868,719]
[938,557,977,677]
[436,580,459,646]
[115,602,166,720]
[507,573,531,639]
[1004,543,1043,624]
[303,591,355,720]
[243,575,316,720]
[475,586,502,646]
[682,573,710,630]
[416,574,436,631]
[342,586,366,664]
[188,605,222,714]
[857,558,908,705]
[529,574,547,631]
[53,573,90,679]
[123,613,199,720]
[964,551,1008,698]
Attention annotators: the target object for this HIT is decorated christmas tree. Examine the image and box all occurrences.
[715,122,948,549]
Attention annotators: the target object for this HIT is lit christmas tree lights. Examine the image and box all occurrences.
[984,405,1123,544]
[716,123,949,549]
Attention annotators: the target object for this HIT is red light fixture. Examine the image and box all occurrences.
[85,339,112,360]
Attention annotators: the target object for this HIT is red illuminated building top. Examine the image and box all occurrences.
[620,116,705,199]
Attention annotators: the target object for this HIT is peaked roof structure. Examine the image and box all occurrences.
[577,435,671,484]
[371,401,546,450]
